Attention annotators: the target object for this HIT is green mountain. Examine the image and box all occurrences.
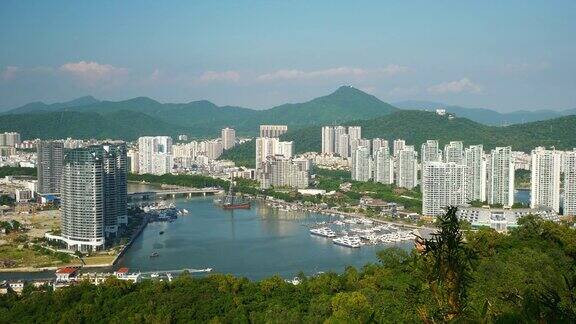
[5,96,100,114]
[393,100,576,126]
[222,110,576,166]
[1,86,398,139]
[0,110,186,140]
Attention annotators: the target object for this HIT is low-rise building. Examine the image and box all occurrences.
[457,206,559,232]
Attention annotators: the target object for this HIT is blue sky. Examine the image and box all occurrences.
[0,0,574,111]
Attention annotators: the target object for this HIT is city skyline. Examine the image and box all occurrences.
[1,1,575,111]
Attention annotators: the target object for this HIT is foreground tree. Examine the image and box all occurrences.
[416,206,475,322]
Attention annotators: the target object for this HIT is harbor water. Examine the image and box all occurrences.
[118,196,412,280]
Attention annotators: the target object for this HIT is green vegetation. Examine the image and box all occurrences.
[0,110,187,141]
[0,166,36,177]
[1,213,575,322]
[219,140,256,168]
[515,169,531,189]
[1,86,397,139]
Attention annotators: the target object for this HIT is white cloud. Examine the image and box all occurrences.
[388,86,420,97]
[427,78,483,94]
[0,66,19,81]
[198,70,240,83]
[60,61,128,86]
[378,64,410,76]
[257,65,409,82]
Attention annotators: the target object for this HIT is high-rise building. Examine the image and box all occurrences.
[530,147,561,212]
[138,136,173,175]
[396,146,418,189]
[487,146,515,207]
[336,133,350,158]
[564,149,576,216]
[421,140,442,165]
[374,147,393,184]
[348,126,361,142]
[0,132,21,147]
[204,139,223,160]
[464,145,486,202]
[101,143,128,236]
[334,126,347,156]
[422,162,467,216]
[393,139,406,157]
[60,144,127,251]
[259,157,309,189]
[255,137,293,169]
[127,149,139,174]
[351,146,371,181]
[221,128,236,150]
[444,141,464,164]
[321,126,335,154]
[259,125,288,138]
[371,138,387,156]
[37,140,64,194]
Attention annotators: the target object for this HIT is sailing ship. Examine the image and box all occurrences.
[216,181,251,209]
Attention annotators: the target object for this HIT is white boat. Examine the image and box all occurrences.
[187,268,212,273]
[151,273,160,278]
[333,235,363,248]
[310,227,337,238]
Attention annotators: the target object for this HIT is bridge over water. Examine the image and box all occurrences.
[128,188,224,201]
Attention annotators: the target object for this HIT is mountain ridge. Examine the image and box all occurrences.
[393,100,576,126]
[0,86,399,139]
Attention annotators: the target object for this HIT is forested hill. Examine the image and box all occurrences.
[1,214,575,322]
[221,110,576,166]
[0,86,398,139]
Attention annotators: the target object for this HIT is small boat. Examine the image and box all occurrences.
[150,252,160,258]
[187,268,212,273]
[309,227,337,238]
[151,273,160,278]
[159,231,165,235]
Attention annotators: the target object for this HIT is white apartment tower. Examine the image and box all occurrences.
[334,126,347,156]
[422,162,467,216]
[393,139,406,157]
[396,146,418,189]
[255,137,293,170]
[259,125,288,138]
[337,134,350,158]
[464,145,486,202]
[351,146,371,182]
[348,126,361,142]
[138,136,173,175]
[421,140,442,164]
[444,141,464,164]
[372,138,387,155]
[321,126,335,154]
[564,149,576,216]
[487,146,515,207]
[530,147,561,212]
[221,128,236,150]
[374,147,394,184]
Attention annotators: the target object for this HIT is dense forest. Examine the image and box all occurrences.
[1,211,575,323]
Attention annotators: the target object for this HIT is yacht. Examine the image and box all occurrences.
[309,227,337,238]
[333,235,363,248]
